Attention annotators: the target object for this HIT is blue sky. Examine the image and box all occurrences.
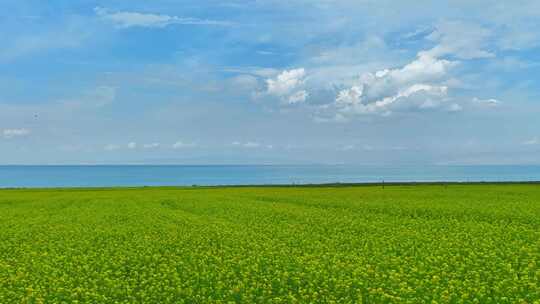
[1,0,540,165]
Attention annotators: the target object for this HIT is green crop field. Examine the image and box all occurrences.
[0,184,539,303]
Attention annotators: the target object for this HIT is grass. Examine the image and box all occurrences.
[0,184,539,303]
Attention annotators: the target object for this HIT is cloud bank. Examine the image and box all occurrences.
[256,20,503,121]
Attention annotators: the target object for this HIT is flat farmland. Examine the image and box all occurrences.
[0,184,539,303]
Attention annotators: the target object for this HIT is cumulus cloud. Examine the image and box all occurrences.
[127,142,137,149]
[2,128,30,139]
[266,68,306,96]
[252,20,506,121]
[94,7,232,28]
[263,68,309,104]
[320,21,504,119]
[321,53,455,119]
[335,86,363,106]
[257,45,469,120]
[287,90,309,104]
[339,83,448,116]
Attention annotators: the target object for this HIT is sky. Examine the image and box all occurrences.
[1,0,540,165]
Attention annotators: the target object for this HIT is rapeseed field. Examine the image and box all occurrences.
[0,184,539,303]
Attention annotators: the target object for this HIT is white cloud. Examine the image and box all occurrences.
[94,7,232,28]
[127,142,137,149]
[257,50,275,55]
[143,143,160,149]
[287,90,308,104]
[472,97,500,107]
[2,128,30,139]
[250,19,511,122]
[231,141,273,149]
[326,53,454,117]
[523,138,539,145]
[266,68,306,96]
[172,141,197,149]
[292,22,501,121]
[263,68,310,105]
[375,53,455,86]
[336,86,363,106]
[422,20,495,59]
[259,48,478,121]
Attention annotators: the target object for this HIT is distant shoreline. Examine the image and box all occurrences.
[1,164,540,167]
[1,180,540,191]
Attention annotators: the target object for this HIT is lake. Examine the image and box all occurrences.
[1,165,540,188]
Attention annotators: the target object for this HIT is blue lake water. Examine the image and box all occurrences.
[1,165,540,188]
